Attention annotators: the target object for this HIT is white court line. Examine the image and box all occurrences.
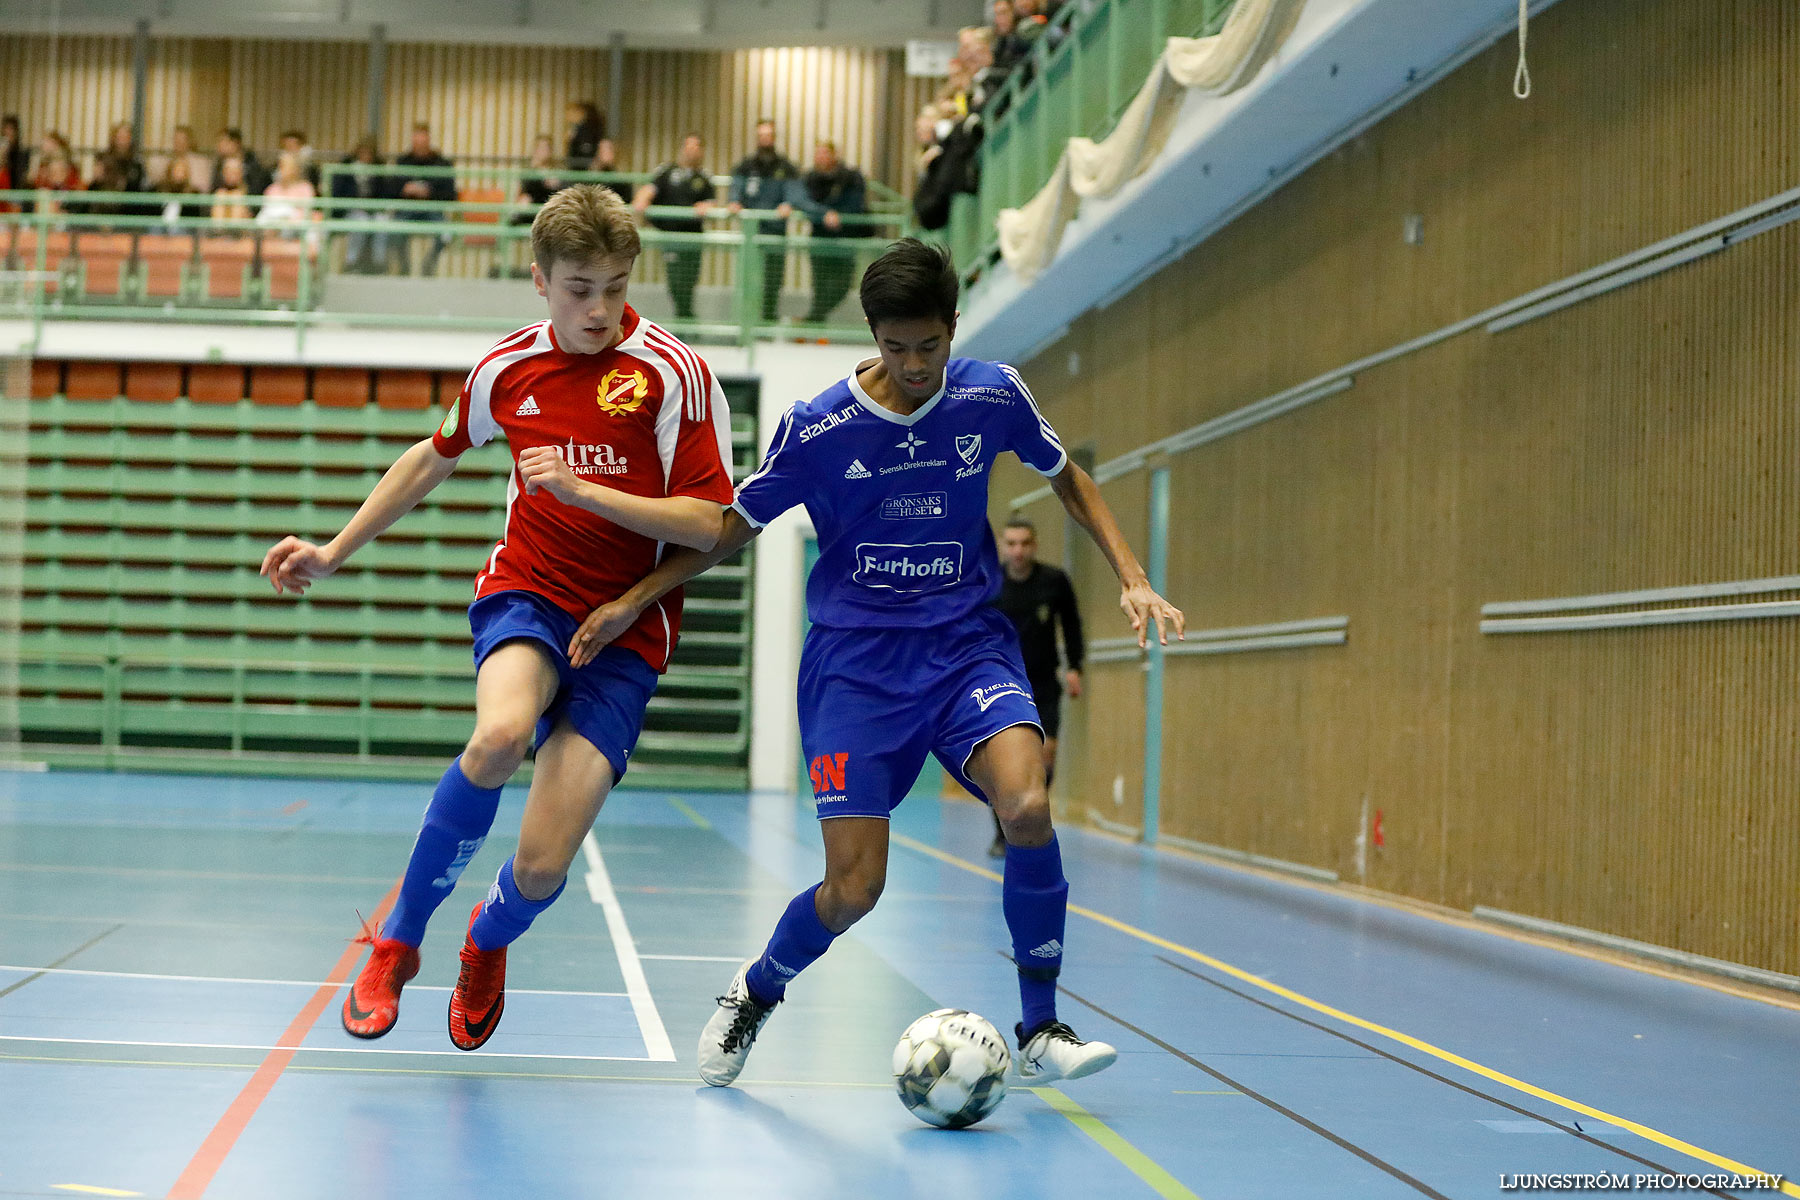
[0,1034,651,1062]
[582,831,675,1062]
[0,964,624,996]
[637,954,747,963]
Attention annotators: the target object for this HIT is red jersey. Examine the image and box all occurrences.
[432,307,734,672]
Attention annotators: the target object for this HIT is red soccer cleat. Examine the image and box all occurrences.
[341,917,421,1040]
[447,903,507,1050]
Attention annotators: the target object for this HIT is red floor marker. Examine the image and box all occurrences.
[165,880,400,1200]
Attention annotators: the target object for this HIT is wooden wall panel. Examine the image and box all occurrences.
[231,40,370,156]
[997,0,1800,974]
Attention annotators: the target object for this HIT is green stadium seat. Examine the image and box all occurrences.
[18,382,758,785]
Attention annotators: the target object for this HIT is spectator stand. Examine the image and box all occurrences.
[949,0,1237,282]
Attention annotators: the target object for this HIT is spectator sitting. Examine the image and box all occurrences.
[796,141,866,325]
[151,155,204,228]
[516,134,564,220]
[633,132,714,321]
[330,135,393,274]
[210,156,251,222]
[278,129,320,190]
[88,120,148,215]
[1014,0,1065,52]
[991,0,1030,70]
[964,28,1010,118]
[150,124,213,195]
[729,118,803,324]
[392,122,455,275]
[259,151,319,250]
[215,128,270,195]
[1,116,30,209]
[30,132,82,214]
[912,100,982,232]
[565,101,605,172]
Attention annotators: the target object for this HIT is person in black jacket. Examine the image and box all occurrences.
[988,517,1085,856]
[728,120,802,324]
[633,133,715,321]
[214,127,270,196]
[795,141,866,325]
[331,136,393,274]
[565,101,606,172]
[391,123,456,276]
[88,121,148,216]
[0,116,30,202]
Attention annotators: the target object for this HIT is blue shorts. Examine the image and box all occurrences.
[468,590,658,781]
[798,606,1043,820]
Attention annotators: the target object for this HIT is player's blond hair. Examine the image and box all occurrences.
[531,183,641,275]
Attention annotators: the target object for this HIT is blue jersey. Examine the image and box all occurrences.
[734,358,1067,629]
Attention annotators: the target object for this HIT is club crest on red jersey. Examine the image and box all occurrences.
[597,367,650,415]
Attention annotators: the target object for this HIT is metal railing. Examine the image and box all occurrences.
[948,0,1236,279]
[1,184,908,354]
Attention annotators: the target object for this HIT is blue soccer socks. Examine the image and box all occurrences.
[469,856,567,952]
[745,883,838,1006]
[1003,835,1069,1036]
[383,759,503,947]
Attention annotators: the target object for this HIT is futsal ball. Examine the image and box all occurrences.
[892,1008,1012,1128]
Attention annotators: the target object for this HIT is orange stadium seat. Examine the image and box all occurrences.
[187,363,247,405]
[12,229,71,293]
[249,365,306,406]
[30,359,63,399]
[77,233,134,298]
[376,369,434,411]
[137,234,194,300]
[460,187,506,247]
[200,236,256,300]
[436,370,467,405]
[64,361,124,402]
[124,362,184,404]
[262,238,304,304]
[313,367,370,408]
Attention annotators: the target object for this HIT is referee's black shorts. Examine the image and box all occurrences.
[1027,673,1062,738]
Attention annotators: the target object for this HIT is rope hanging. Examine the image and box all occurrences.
[1513,0,1532,99]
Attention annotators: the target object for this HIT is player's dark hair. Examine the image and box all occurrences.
[1003,516,1036,534]
[860,238,958,331]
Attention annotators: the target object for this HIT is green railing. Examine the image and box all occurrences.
[950,0,1236,279]
[1,185,906,354]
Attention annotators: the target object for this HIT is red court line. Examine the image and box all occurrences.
[165,881,400,1200]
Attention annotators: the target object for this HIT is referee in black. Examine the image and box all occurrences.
[988,516,1085,857]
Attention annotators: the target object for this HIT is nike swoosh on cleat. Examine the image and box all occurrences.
[454,999,503,1047]
[343,992,390,1038]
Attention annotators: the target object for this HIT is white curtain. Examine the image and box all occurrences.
[997,0,1309,280]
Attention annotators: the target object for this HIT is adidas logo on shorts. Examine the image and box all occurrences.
[844,459,871,479]
[1029,939,1062,959]
[516,395,541,416]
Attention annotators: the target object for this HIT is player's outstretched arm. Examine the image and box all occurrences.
[1049,462,1186,648]
[516,446,724,551]
[260,437,459,595]
[568,506,758,667]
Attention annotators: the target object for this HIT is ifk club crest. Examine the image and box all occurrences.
[597,367,650,415]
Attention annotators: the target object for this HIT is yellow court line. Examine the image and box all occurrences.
[891,832,1800,1198]
[666,796,712,830]
[1029,1087,1201,1200]
[53,1187,141,1197]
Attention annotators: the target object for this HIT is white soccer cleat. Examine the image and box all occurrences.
[698,960,778,1087]
[1015,1020,1118,1081]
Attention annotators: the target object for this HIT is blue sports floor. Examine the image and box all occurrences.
[0,769,1795,1200]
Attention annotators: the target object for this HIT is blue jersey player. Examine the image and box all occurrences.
[570,239,1185,1086]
